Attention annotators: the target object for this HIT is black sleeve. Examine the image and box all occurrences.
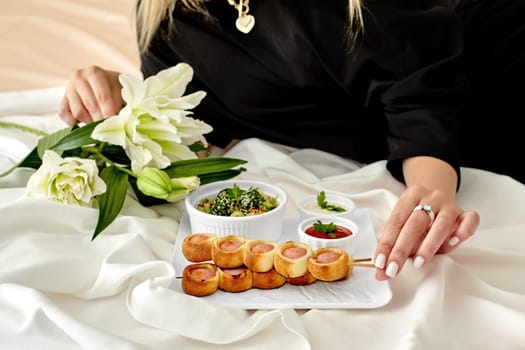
[362,1,469,185]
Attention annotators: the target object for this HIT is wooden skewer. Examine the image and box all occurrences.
[350,262,376,268]
[177,256,376,280]
[349,257,375,268]
[353,257,372,262]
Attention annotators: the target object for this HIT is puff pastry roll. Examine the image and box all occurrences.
[273,241,313,278]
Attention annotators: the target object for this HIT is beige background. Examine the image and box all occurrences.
[0,0,141,92]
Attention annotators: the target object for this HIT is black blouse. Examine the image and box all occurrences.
[141,0,471,183]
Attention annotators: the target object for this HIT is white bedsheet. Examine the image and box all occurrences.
[0,88,524,350]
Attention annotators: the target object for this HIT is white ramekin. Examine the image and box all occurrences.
[184,179,287,242]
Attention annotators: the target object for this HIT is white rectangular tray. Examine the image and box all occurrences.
[170,207,392,309]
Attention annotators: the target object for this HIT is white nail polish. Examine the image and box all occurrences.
[374,254,386,269]
[449,236,460,246]
[386,262,399,277]
[413,256,425,269]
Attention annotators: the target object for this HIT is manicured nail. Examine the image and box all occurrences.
[413,256,425,269]
[374,254,386,269]
[448,236,460,246]
[386,262,399,277]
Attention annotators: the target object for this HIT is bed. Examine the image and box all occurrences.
[1,1,524,349]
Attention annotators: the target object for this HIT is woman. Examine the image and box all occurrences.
[59,0,524,280]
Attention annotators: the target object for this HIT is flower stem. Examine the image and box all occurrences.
[85,145,137,178]
[0,121,48,137]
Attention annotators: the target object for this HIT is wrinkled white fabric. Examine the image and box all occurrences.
[1,90,525,350]
[0,87,65,116]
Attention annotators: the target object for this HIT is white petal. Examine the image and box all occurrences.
[143,63,193,99]
[159,141,198,161]
[91,114,127,147]
[171,117,213,146]
[119,74,145,106]
[165,91,207,110]
[171,176,200,190]
[142,138,172,169]
[136,115,182,144]
[125,140,153,173]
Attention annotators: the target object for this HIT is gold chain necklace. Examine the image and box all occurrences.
[227,0,255,34]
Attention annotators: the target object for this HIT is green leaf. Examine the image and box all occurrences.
[316,191,345,212]
[198,168,247,185]
[164,157,247,177]
[92,165,129,240]
[188,142,209,153]
[312,220,337,238]
[228,183,243,201]
[317,191,327,208]
[18,147,42,169]
[37,126,74,158]
[0,147,42,177]
[100,144,130,166]
[51,120,104,152]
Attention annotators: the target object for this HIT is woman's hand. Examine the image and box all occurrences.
[373,157,480,280]
[59,66,123,125]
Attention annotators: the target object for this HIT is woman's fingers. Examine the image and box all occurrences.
[374,203,435,280]
[374,204,479,281]
[438,210,480,254]
[71,76,101,122]
[410,208,457,269]
[85,68,122,120]
[58,97,76,126]
[58,66,123,125]
[59,84,92,125]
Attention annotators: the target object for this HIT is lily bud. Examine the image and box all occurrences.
[136,167,200,202]
[166,176,200,202]
[136,167,174,199]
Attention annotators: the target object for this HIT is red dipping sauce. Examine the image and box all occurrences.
[305,225,353,239]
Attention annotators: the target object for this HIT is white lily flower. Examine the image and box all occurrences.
[91,63,213,173]
[26,150,106,207]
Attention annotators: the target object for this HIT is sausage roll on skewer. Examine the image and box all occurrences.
[243,239,278,273]
[273,241,313,278]
[182,233,217,262]
[181,263,220,297]
[252,268,287,289]
[218,266,253,292]
[287,270,317,286]
[307,247,350,282]
[212,235,247,268]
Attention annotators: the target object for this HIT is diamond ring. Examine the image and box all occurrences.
[413,204,435,228]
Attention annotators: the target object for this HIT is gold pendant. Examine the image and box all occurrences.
[235,14,255,34]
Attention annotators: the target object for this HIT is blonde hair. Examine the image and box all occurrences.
[134,0,364,53]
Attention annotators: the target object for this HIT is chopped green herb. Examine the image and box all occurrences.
[317,191,346,212]
[312,220,337,238]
